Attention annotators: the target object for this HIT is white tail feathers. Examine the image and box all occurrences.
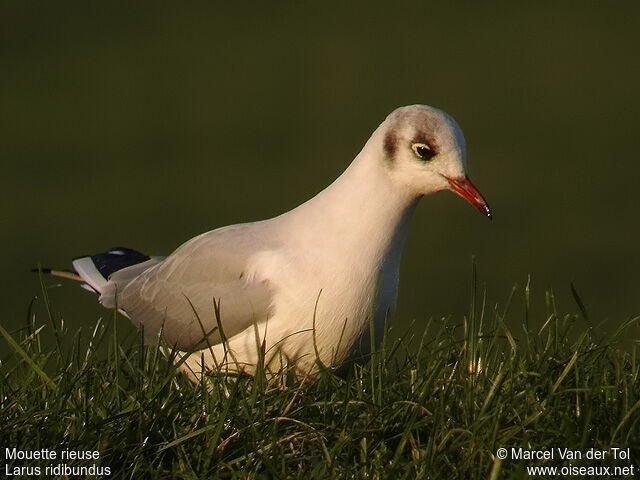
[72,257,108,293]
[69,246,165,308]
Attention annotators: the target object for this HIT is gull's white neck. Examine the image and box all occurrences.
[279,142,419,272]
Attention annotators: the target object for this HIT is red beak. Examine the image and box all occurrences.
[446,176,492,219]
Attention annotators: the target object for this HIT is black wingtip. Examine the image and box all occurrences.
[89,247,150,278]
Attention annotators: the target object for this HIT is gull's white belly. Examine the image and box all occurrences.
[249,249,399,369]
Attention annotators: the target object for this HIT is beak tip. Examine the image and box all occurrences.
[447,176,492,221]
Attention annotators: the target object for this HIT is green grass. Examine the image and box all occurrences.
[1,274,639,479]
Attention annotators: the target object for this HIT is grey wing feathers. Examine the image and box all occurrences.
[113,225,276,350]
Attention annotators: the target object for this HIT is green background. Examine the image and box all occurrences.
[1,2,639,342]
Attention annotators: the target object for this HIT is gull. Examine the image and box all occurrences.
[48,105,491,380]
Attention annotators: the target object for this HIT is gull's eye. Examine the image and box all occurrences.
[412,143,435,161]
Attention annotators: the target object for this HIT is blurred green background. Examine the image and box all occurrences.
[1,2,639,343]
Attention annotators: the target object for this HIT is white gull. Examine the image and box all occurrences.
[65,105,491,380]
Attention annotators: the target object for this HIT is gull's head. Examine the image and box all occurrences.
[374,104,491,219]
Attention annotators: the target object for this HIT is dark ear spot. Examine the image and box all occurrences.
[383,131,398,159]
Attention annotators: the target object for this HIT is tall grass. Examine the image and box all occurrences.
[1,275,639,479]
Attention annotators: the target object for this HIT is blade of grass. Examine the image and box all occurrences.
[0,321,57,391]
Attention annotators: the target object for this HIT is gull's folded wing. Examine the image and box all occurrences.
[113,225,277,350]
